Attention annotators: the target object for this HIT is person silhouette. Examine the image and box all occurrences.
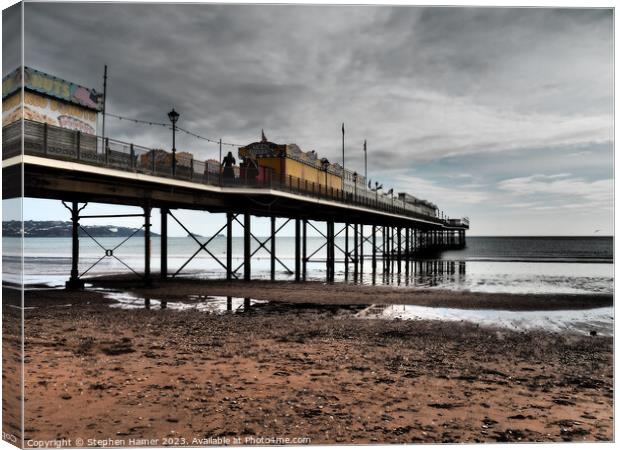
[222,151,236,180]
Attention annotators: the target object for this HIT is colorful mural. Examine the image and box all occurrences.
[3,91,98,134]
[2,67,103,111]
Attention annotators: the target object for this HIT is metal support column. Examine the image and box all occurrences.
[270,216,276,281]
[326,220,335,282]
[344,222,349,280]
[302,219,307,280]
[65,201,84,290]
[244,213,251,281]
[160,208,168,281]
[384,226,390,273]
[397,226,402,273]
[295,218,301,282]
[359,224,364,273]
[226,213,233,281]
[144,204,151,287]
[405,228,410,260]
[353,223,359,277]
[372,225,377,271]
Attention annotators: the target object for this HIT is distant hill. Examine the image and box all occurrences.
[2,220,159,238]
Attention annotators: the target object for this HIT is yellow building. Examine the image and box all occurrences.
[238,132,342,191]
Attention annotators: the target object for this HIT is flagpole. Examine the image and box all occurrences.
[364,139,367,182]
[342,123,345,191]
[101,65,107,149]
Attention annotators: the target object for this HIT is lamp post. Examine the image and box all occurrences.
[167,108,180,175]
[353,171,358,201]
[321,157,330,196]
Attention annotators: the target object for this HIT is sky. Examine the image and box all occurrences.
[5,2,614,236]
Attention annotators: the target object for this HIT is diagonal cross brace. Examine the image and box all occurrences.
[348,225,384,260]
[305,222,347,262]
[77,223,143,279]
[168,210,236,278]
[233,216,293,274]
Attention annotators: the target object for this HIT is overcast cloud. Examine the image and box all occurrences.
[14,2,614,235]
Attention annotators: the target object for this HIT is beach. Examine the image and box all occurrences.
[11,280,613,445]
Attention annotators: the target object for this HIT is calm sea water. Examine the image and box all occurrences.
[2,236,613,295]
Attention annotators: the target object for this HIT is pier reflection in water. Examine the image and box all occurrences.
[343,259,467,288]
[106,290,265,313]
[101,286,612,337]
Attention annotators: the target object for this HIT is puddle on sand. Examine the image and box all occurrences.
[104,290,267,313]
[357,304,614,337]
[100,288,613,337]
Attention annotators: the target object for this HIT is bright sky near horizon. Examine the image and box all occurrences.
[3,3,613,236]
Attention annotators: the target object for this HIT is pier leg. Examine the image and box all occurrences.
[326,220,335,282]
[302,219,307,281]
[359,224,364,274]
[397,226,402,273]
[344,222,349,280]
[372,225,377,271]
[244,213,251,281]
[405,228,409,260]
[353,223,359,279]
[390,227,395,272]
[160,208,168,281]
[144,204,151,287]
[270,216,276,281]
[295,218,301,282]
[226,213,233,281]
[66,201,84,290]
[405,228,410,277]
[384,226,390,273]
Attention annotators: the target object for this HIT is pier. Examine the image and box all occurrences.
[3,120,469,289]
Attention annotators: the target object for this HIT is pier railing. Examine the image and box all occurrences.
[4,120,469,228]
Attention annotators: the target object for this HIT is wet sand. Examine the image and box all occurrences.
[12,284,613,445]
[90,276,613,311]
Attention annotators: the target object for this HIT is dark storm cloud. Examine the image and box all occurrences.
[15,2,614,235]
[20,3,613,174]
[2,2,21,74]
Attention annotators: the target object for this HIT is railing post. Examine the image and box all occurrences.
[105,137,109,165]
[76,130,81,160]
[130,144,135,169]
[43,123,48,155]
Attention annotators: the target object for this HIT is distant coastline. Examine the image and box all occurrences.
[2,220,159,238]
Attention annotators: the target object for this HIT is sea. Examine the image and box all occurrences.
[2,235,613,295]
[2,235,614,335]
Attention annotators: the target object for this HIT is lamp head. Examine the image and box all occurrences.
[168,108,180,124]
